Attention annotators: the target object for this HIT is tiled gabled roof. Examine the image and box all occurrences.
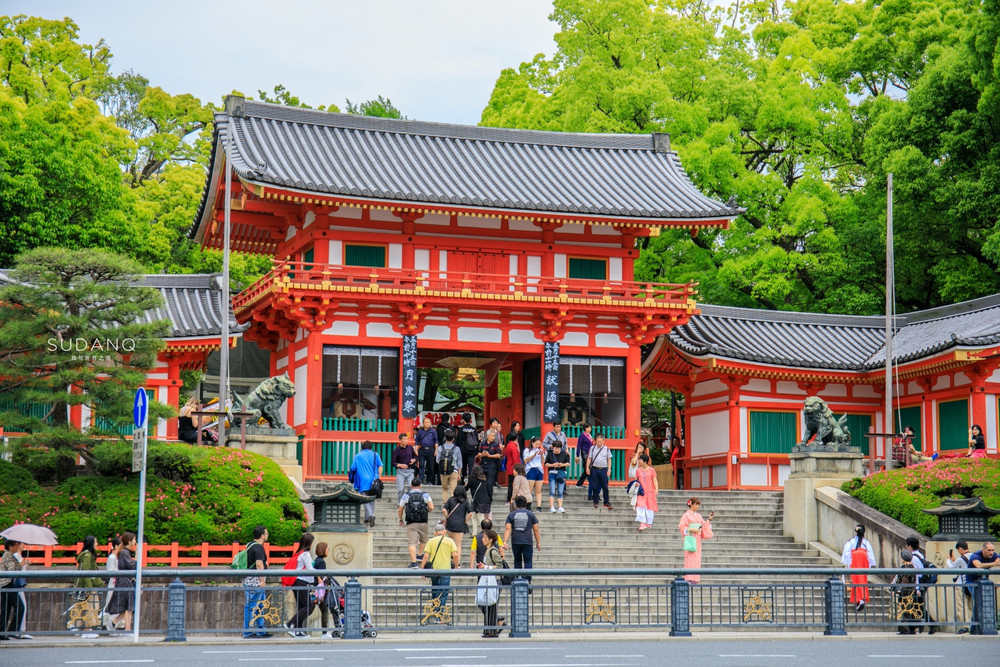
[668,293,1000,372]
[139,274,246,339]
[201,97,743,223]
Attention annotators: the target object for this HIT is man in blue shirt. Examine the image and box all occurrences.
[350,440,383,526]
[967,541,998,634]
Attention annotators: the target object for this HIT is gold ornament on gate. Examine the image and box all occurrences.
[250,594,282,626]
[743,594,773,622]
[421,597,452,625]
[585,594,616,623]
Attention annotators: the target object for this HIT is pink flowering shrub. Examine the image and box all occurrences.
[842,459,1000,537]
[0,442,306,545]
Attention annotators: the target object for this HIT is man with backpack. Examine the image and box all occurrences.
[398,478,435,568]
[241,525,271,638]
[458,413,479,485]
[905,536,939,634]
[435,415,455,485]
[436,430,463,504]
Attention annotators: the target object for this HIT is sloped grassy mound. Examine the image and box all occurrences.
[842,458,1000,537]
[0,442,306,546]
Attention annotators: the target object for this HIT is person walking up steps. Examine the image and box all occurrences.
[436,430,463,505]
[398,478,434,568]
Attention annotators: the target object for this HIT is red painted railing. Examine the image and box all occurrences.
[4,542,301,568]
[234,260,696,312]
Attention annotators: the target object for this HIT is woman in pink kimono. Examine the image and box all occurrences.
[679,497,714,583]
[634,454,658,531]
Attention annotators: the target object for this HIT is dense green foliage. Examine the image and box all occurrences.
[482,0,1000,313]
[0,443,307,546]
[842,459,1000,537]
[0,248,171,476]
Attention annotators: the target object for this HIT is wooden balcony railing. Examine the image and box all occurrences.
[234,261,696,312]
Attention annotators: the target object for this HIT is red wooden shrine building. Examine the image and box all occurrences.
[189,96,741,482]
[642,297,1000,490]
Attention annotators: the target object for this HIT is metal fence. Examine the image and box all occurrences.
[3,568,996,640]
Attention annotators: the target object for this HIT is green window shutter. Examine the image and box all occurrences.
[938,399,969,450]
[303,248,314,271]
[568,257,607,280]
[749,411,798,454]
[345,245,386,268]
[895,405,922,451]
[844,414,873,455]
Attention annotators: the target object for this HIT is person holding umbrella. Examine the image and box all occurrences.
[0,539,30,640]
[0,522,58,640]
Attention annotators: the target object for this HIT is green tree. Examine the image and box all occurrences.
[0,248,171,478]
[345,95,406,119]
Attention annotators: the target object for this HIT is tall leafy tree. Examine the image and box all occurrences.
[0,248,171,479]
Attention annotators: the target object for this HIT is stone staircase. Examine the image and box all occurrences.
[302,481,878,630]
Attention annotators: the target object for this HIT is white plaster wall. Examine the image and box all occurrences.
[745,379,770,393]
[559,223,585,235]
[509,329,541,345]
[276,355,288,370]
[693,378,726,397]
[303,211,315,228]
[146,372,168,380]
[421,213,450,226]
[293,364,307,426]
[329,240,343,265]
[987,399,998,452]
[332,207,361,220]
[294,346,308,362]
[954,373,971,387]
[932,376,949,391]
[81,404,91,431]
[691,396,728,408]
[369,208,397,222]
[526,256,541,275]
[509,219,537,232]
[691,412,729,455]
[591,225,618,236]
[823,384,848,397]
[990,369,1000,382]
[323,321,360,336]
[458,215,501,229]
[740,407,749,453]
[286,227,296,241]
[741,464,767,486]
[388,244,402,269]
[739,395,794,404]
[457,327,502,344]
[853,385,880,398]
[907,381,922,396]
[509,254,518,275]
[420,326,452,341]
[711,465,727,486]
[554,254,566,278]
[561,331,589,347]
[594,334,627,349]
[414,248,430,272]
[609,257,622,281]
[776,464,791,486]
[366,322,399,338]
[438,250,448,278]
[156,386,169,438]
[776,381,804,395]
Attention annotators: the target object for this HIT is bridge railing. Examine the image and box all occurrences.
[7,567,996,639]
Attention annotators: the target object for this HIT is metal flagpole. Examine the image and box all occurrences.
[219,118,233,445]
[885,173,894,471]
[132,399,148,643]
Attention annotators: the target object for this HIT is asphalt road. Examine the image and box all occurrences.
[0,638,995,667]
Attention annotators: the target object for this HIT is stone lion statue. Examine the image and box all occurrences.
[797,396,851,449]
[231,373,296,430]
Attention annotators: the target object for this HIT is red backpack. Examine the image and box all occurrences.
[280,550,302,587]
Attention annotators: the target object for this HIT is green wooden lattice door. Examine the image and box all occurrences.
[844,414,873,454]
[749,411,798,454]
[895,406,922,451]
[345,244,386,268]
[568,257,607,280]
[938,399,969,451]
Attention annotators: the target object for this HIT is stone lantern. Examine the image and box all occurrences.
[923,497,999,541]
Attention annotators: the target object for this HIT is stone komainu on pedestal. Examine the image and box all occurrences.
[795,396,852,452]
[230,372,295,430]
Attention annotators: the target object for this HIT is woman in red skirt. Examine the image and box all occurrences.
[841,524,876,611]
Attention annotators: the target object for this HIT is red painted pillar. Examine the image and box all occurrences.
[165,355,181,440]
[511,356,524,424]
[626,344,642,443]
[722,376,749,491]
[916,377,934,455]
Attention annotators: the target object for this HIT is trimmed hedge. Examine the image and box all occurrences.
[0,442,307,545]
[842,459,1000,537]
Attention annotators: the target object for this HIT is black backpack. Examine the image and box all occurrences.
[440,445,457,476]
[464,427,479,452]
[913,552,939,584]
[404,492,429,524]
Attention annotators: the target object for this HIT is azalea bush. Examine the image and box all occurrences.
[0,442,307,546]
[842,459,1000,537]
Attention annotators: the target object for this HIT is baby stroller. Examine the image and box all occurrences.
[326,577,376,638]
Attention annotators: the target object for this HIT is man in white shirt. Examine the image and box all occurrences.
[946,540,973,634]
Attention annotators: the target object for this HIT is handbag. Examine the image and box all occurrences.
[683,523,700,552]
[369,477,384,499]
[476,572,500,607]
[424,535,446,570]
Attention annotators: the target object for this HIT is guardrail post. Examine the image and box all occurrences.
[669,576,691,637]
[974,579,997,635]
[165,577,186,642]
[824,577,847,636]
[509,577,531,638]
[344,577,363,639]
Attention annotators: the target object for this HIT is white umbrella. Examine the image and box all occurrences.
[1,523,58,546]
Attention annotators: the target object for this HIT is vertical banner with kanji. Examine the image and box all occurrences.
[402,335,418,420]
[543,341,560,424]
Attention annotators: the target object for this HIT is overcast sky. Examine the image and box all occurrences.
[19,0,559,124]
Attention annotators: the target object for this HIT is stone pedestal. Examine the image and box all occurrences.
[783,449,863,546]
[229,429,302,484]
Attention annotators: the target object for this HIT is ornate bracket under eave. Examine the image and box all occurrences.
[393,301,428,336]
[536,308,573,343]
